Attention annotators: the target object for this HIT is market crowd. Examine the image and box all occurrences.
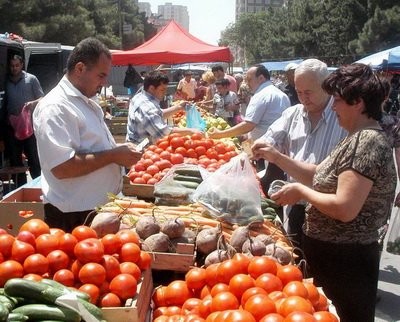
[1,36,399,322]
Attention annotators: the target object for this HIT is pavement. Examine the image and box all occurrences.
[375,207,400,322]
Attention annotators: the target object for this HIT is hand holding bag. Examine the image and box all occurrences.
[9,104,34,140]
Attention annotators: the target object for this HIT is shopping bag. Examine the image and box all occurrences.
[386,208,400,255]
[192,152,264,225]
[9,104,34,140]
[186,104,206,131]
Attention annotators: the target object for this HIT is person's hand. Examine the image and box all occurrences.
[207,127,223,139]
[189,128,204,136]
[25,101,35,111]
[113,143,143,168]
[395,191,400,207]
[270,182,303,206]
[251,139,280,163]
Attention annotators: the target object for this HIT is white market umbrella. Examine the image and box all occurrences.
[355,46,400,71]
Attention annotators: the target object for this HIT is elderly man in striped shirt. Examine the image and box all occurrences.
[254,59,347,258]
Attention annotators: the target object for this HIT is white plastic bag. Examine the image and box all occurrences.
[193,152,264,225]
[386,208,400,255]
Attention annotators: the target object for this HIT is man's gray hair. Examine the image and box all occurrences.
[295,59,329,84]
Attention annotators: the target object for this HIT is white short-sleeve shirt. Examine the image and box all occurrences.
[33,76,123,212]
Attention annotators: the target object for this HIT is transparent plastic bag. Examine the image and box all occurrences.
[9,104,33,140]
[186,104,206,131]
[386,208,400,255]
[193,152,264,225]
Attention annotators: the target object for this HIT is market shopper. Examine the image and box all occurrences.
[33,37,142,233]
[176,70,197,101]
[258,59,347,252]
[211,65,237,93]
[3,54,43,187]
[126,71,202,144]
[212,78,240,126]
[283,62,300,105]
[252,63,396,322]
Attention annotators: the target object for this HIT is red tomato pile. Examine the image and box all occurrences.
[152,253,339,322]
[0,219,151,308]
[127,133,238,185]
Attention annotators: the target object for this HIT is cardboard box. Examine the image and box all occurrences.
[0,187,44,231]
[102,268,153,322]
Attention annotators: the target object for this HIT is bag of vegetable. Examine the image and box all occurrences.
[193,152,264,225]
[386,208,400,255]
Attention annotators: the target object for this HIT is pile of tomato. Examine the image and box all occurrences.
[128,133,238,185]
[0,219,151,308]
[152,253,338,322]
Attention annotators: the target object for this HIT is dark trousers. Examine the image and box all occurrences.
[303,235,379,322]
[6,128,41,187]
[287,204,306,249]
[44,203,95,233]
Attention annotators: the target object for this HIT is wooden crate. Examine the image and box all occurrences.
[151,243,196,272]
[106,116,128,135]
[122,176,155,200]
[101,268,152,322]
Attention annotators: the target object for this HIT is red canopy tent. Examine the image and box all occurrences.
[111,20,233,66]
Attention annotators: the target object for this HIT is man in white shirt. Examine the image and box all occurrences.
[33,38,142,232]
[252,59,347,255]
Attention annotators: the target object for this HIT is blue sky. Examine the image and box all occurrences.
[147,0,236,45]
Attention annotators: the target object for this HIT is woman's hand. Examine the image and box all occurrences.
[270,182,304,206]
[251,139,280,163]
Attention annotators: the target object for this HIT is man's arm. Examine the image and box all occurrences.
[162,101,187,119]
[51,143,142,179]
[208,120,255,139]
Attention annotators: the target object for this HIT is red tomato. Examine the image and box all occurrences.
[101,254,121,282]
[186,148,197,158]
[152,285,168,307]
[170,153,184,164]
[181,297,202,315]
[206,148,218,160]
[240,286,268,307]
[231,252,251,273]
[228,273,255,299]
[278,296,314,317]
[284,311,316,322]
[142,158,154,169]
[53,269,75,287]
[283,281,309,299]
[101,234,122,255]
[184,140,194,150]
[185,267,207,290]
[255,273,283,293]
[0,234,15,258]
[210,291,239,312]
[119,244,140,266]
[175,147,187,156]
[134,162,146,172]
[303,282,321,307]
[116,229,140,245]
[141,173,153,183]
[11,240,35,263]
[19,219,50,238]
[23,253,49,275]
[165,280,193,306]
[158,140,169,150]
[313,311,339,322]
[79,283,100,304]
[120,261,141,280]
[191,133,203,140]
[244,294,277,321]
[276,264,303,286]
[35,234,60,256]
[146,164,160,176]
[23,273,43,282]
[147,178,159,185]
[137,251,152,270]
[210,282,230,297]
[160,150,171,160]
[71,225,98,241]
[109,273,138,300]
[248,256,278,278]
[0,260,24,287]
[99,292,122,307]
[259,313,285,322]
[47,249,70,273]
[205,263,220,286]
[194,146,206,156]
[225,309,257,322]
[214,143,227,154]
[216,259,243,284]
[78,262,107,286]
[74,238,104,263]
[170,137,185,149]
[58,233,78,257]
[155,159,172,170]
[16,230,36,247]
[133,177,146,184]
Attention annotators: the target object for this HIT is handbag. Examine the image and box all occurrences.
[9,104,34,140]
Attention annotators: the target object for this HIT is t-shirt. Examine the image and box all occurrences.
[177,78,197,100]
[305,129,396,244]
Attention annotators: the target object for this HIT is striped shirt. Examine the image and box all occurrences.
[126,89,172,144]
[262,96,347,179]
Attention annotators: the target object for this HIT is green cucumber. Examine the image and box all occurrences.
[173,174,202,184]
[40,279,90,302]
[6,312,28,321]
[0,294,17,311]
[174,168,202,178]
[4,279,64,304]
[12,304,80,322]
[0,302,9,321]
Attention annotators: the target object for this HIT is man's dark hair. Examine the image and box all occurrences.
[143,71,169,90]
[322,63,385,121]
[66,37,111,72]
[254,64,270,80]
[215,78,230,87]
[211,65,224,73]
